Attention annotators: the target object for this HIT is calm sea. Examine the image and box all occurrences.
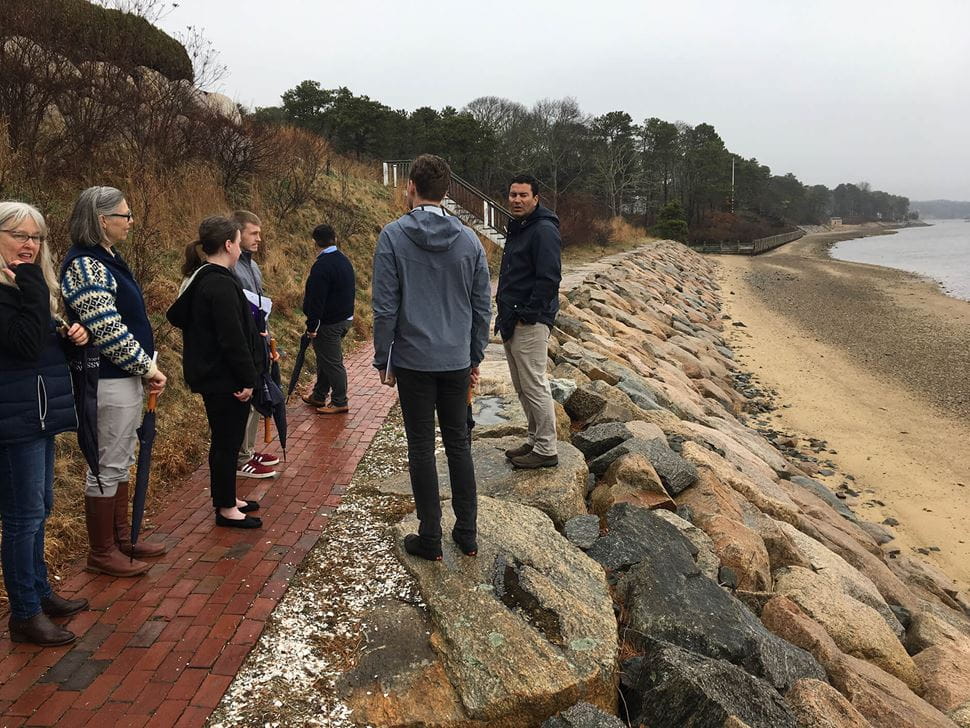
[830,219,970,302]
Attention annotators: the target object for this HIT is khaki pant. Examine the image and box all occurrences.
[237,407,261,466]
[85,377,143,497]
[503,323,557,457]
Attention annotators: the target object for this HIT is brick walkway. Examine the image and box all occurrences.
[0,345,398,727]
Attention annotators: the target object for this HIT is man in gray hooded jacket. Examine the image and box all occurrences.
[372,154,491,561]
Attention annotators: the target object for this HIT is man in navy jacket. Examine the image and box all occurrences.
[302,224,356,413]
[496,174,562,469]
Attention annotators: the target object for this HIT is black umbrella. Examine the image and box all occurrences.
[285,332,312,401]
[130,390,158,551]
[65,338,104,492]
[254,338,288,460]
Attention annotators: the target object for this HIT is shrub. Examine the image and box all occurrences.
[652,201,689,242]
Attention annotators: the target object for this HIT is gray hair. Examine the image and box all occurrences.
[69,186,126,248]
[0,200,60,315]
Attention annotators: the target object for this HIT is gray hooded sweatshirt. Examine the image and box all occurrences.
[372,208,491,372]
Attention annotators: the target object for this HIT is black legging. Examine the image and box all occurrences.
[202,393,250,508]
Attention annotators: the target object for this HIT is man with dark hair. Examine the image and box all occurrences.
[231,210,279,479]
[302,223,356,414]
[372,153,491,561]
[496,174,562,469]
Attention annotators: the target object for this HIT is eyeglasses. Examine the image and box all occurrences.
[104,212,134,221]
[0,229,46,244]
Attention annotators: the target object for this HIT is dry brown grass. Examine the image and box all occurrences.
[562,216,655,264]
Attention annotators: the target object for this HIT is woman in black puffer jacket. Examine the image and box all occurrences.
[0,201,90,646]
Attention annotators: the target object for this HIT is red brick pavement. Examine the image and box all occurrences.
[0,345,398,727]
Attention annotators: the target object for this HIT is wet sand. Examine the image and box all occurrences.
[718,228,970,585]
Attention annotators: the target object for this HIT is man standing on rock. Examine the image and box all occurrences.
[302,223,356,414]
[231,210,279,479]
[496,174,562,469]
[372,154,492,561]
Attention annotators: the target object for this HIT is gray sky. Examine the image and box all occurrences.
[157,0,970,201]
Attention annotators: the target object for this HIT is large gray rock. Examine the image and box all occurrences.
[565,515,601,550]
[550,378,578,405]
[377,436,588,529]
[542,702,625,728]
[572,422,632,460]
[615,508,825,691]
[652,509,721,581]
[622,641,799,728]
[394,497,617,723]
[587,503,699,572]
[589,436,697,495]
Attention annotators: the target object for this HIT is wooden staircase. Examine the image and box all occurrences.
[382,160,511,249]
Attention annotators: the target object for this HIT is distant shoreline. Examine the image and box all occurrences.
[718,232,970,585]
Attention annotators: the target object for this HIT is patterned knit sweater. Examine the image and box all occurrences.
[61,257,156,377]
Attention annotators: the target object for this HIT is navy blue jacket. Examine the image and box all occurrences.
[60,244,155,379]
[495,205,562,341]
[0,264,77,445]
[302,247,356,330]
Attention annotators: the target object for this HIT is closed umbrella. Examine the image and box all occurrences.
[285,332,312,401]
[130,389,158,552]
[254,338,288,460]
[466,383,475,446]
[64,333,104,492]
[260,338,288,460]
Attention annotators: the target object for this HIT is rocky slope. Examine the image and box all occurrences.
[379,241,970,727]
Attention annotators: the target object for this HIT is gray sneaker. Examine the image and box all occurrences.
[510,451,559,469]
[504,442,533,459]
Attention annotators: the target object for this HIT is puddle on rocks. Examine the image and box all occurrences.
[474,396,508,425]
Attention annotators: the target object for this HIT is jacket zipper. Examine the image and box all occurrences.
[37,375,48,431]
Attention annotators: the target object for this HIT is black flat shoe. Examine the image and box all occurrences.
[215,513,262,529]
[403,534,442,561]
[9,613,76,646]
[451,528,478,556]
[239,500,260,513]
[41,593,89,618]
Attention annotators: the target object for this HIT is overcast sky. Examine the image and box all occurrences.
[156,0,970,201]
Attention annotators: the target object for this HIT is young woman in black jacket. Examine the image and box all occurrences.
[0,201,90,646]
[167,216,264,528]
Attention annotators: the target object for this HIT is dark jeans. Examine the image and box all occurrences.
[202,393,250,508]
[311,320,352,406]
[0,437,55,620]
[396,366,477,545]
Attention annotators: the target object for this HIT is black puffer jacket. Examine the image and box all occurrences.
[495,205,562,341]
[0,264,77,445]
[166,264,263,394]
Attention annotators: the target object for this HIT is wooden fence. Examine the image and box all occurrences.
[689,229,804,255]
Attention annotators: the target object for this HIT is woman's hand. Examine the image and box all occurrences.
[66,323,89,346]
[234,387,253,402]
[145,369,167,395]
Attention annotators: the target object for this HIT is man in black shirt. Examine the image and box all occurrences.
[302,224,356,414]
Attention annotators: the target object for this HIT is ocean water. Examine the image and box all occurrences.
[830,219,970,302]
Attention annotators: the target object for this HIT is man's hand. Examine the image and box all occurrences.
[233,387,253,402]
[307,330,317,339]
[379,369,396,387]
[470,366,480,388]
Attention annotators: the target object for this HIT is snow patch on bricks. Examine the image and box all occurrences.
[209,407,417,728]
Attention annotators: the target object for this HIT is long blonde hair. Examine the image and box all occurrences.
[0,201,61,316]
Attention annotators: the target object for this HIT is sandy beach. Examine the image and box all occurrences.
[719,228,970,586]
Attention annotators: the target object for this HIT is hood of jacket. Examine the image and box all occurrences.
[166,263,228,329]
[397,209,466,252]
[508,204,560,234]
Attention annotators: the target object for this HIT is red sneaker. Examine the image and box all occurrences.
[236,458,277,479]
[253,451,280,466]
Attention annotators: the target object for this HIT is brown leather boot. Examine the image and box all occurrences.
[84,495,149,577]
[114,482,167,558]
[8,613,75,646]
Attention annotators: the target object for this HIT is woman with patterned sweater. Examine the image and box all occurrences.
[60,186,168,578]
[0,201,90,645]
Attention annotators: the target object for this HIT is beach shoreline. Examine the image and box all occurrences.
[718,228,970,586]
